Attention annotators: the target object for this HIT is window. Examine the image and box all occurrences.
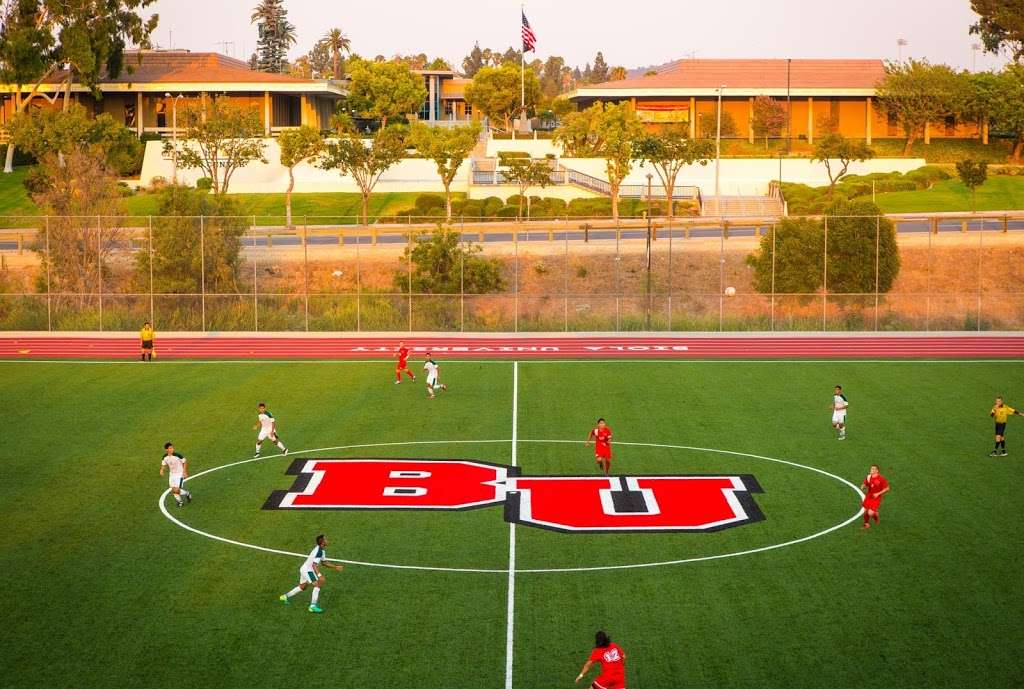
[443,100,454,118]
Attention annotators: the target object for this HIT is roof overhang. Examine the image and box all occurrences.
[0,81,347,97]
[570,87,878,99]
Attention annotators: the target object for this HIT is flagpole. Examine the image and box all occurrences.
[520,4,525,130]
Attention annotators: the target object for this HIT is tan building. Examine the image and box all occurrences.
[0,50,346,137]
[569,58,979,144]
[413,70,480,125]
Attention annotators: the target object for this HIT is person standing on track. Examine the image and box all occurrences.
[860,464,889,530]
[395,341,416,385]
[139,321,154,362]
[989,396,1022,457]
[588,418,613,476]
[576,630,627,689]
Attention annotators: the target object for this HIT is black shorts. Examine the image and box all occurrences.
[995,422,1007,436]
[141,340,153,350]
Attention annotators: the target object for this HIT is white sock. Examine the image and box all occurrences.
[255,443,262,454]
[311,587,321,605]
[180,489,190,497]
[276,441,286,450]
[285,586,302,598]
[174,494,183,504]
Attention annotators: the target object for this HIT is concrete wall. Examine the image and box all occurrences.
[141,139,926,197]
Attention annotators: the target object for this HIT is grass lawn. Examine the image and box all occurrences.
[873,176,1024,213]
[0,168,35,217]
[2,359,1023,688]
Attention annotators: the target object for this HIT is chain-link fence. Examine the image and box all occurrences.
[1,214,1022,332]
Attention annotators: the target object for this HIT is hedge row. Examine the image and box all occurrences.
[381,194,696,221]
[782,165,951,215]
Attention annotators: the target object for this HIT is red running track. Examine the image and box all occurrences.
[0,335,1022,359]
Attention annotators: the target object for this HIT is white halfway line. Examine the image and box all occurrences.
[505,361,519,689]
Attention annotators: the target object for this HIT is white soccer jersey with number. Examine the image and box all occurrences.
[258,411,275,432]
[162,452,186,475]
[423,360,439,380]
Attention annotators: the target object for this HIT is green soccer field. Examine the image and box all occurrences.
[2,359,1023,689]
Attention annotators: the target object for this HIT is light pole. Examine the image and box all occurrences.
[165,92,184,184]
[897,38,908,62]
[714,85,724,212]
[971,43,981,72]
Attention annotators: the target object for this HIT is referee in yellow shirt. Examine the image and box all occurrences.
[989,396,1023,457]
[140,321,154,362]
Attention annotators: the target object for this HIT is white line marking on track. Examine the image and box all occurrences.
[505,361,519,689]
[158,439,865,574]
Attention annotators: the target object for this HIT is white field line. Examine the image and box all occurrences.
[505,361,519,689]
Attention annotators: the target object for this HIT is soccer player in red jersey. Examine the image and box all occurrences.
[588,418,613,476]
[860,464,890,529]
[576,630,627,689]
[394,341,415,385]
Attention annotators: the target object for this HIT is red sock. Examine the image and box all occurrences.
[406,370,415,379]
[863,513,870,525]
[872,514,879,524]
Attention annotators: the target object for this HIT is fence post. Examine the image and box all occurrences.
[874,215,880,332]
[977,219,984,331]
[770,223,776,332]
[253,216,259,332]
[460,234,465,333]
[303,216,309,332]
[355,228,361,332]
[667,215,674,331]
[45,218,52,332]
[148,217,154,325]
[97,215,103,332]
[407,230,413,332]
[718,229,724,332]
[926,222,932,331]
[564,228,569,332]
[822,214,828,332]
[200,216,206,332]
[514,231,519,333]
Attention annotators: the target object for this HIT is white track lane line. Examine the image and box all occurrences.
[505,361,519,689]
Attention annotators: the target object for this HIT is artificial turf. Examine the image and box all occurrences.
[2,359,1022,688]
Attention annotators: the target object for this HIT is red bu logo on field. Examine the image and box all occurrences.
[263,459,765,533]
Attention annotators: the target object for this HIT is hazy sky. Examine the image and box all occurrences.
[145,0,1008,72]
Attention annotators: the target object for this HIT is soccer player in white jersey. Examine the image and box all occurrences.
[423,352,447,399]
[831,385,849,440]
[278,534,344,614]
[160,442,192,508]
[254,403,288,458]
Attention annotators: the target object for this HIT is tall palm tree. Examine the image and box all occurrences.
[250,0,296,73]
[318,28,351,80]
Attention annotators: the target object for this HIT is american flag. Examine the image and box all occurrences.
[522,11,536,53]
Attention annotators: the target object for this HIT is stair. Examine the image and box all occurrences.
[701,195,784,218]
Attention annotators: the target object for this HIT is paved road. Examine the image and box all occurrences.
[2,219,1023,251]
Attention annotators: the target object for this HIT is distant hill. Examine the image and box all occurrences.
[626,58,686,79]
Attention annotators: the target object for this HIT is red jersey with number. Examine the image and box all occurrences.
[591,426,613,458]
[397,347,410,367]
[864,474,888,497]
[589,643,625,686]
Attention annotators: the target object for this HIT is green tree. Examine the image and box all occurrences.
[956,159,988,211]
[408,122,481,220]
[590,51,610,83]
[554,101,644,222]
[395,228,505,295]
[699,109,738,139]
[633,128,714,219]
[464,63,541,132]
[747,199,899,295]
[319,125,407,224]
[8,103,143,175]
[751,96,788,149]
[970,0,1024,62]
[609,66,627,82]
[875,60,963,155]
[251,0,296,73]
[171,100,267,195]
[316,28,351,80]
[277,125,324,227]
[540,55,567,98]
[346,58,426,128]
[961,71,1001,143]
[462,42,486,77]
[0,0,158,173]
[500,155,553,219]
[991,64,1024,161]
[812,133,875,197]
[135,186,245,295]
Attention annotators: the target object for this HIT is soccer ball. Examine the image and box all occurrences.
[331,269,344,277]
[724,286,737,297]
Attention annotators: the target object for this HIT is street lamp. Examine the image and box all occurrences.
[164,92,184,184]
[971,43,981,72]
[714,85,725,213]
[897,38,908,62]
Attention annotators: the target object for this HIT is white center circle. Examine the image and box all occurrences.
[158,439,865,574]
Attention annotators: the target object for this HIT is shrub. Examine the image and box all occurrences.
[459,199,485,218]
[481,196,505,217]
[495,206,519,218]
[195,177,213,191]
[413,194,445,214]
[506,194,526,208]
